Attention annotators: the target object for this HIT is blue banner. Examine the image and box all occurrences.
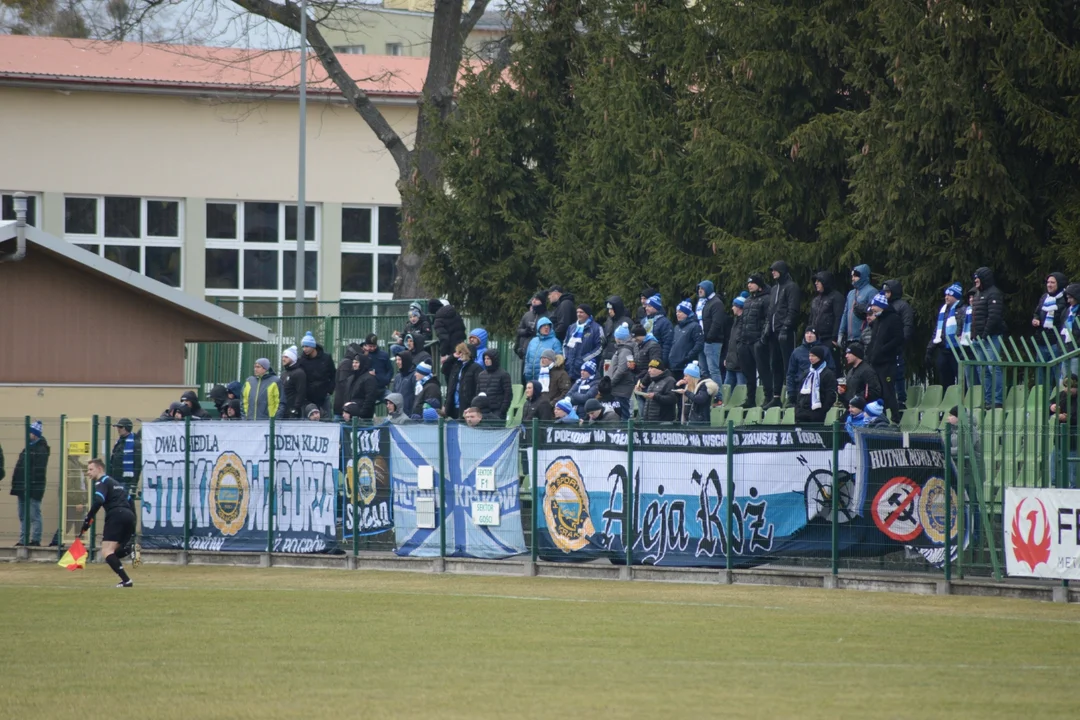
[390,423,526,559]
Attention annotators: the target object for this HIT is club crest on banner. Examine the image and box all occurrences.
[209,451,249,536]
[917,476,958,545]
[544,456,595,553]
[347,456,380,505]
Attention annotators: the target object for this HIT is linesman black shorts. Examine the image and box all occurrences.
[102,508,136,545]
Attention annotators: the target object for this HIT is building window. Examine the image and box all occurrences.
[334,45,365,55]
[63,195,183,287]
[1,192,39,227]
[385,42,403,56]
[340,204,400,300]
[204,201,320,307]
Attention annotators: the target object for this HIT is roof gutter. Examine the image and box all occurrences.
[0,192,27,264]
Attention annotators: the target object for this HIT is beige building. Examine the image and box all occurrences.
[320,0,508,60]
[0,35,422,317]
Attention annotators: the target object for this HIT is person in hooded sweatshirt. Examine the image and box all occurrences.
[476,348,513,419]
[839,264,878,350]
[881,279,915,407]
[794,345,837,424]
[404,333,432,370]
[392,350,416,416]
[677,362,719,424]
[602,295,632,362]
[346,353,379,420]
[392,302,431,356]
[866,293,904,423]
[786,327,836,404]
[568,359,600,414]
[525,316,563,384]
[412,361,442,418]
[606,324,636,416]
[1062,284,1080,379]
[467,327,489,366]
[808,271,846,365]
[382,392,412,425]
[643,295,673,366]
[762,260,801,410]
[180,390,211,420]
[296,331,336,417]
[278,346,307,419]
[429,298,467,383]
[972,267,1007,408]
[697,280,727,385]
[670,299,705,384]
[447,342,482,419]
[334,342,367,416]
[522,381,554,423]
[1032,271,1070,386]
[516,292,548,360]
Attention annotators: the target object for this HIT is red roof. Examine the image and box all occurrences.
[0,35,426,98]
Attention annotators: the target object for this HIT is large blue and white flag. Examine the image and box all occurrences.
[390,423,525,558]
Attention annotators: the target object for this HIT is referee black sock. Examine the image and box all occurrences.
[106,554,130,583]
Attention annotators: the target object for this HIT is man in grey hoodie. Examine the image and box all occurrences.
[384,392,411,425]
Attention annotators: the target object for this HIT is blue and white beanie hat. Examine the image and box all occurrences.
[945,283,963,299]
[647,294,664,311]
[581,360,597,376]
[29,420,43,438]
[555,398,574,415]
[683,362,701,379]
[415,361,432,377]
[871,293,890,310]
[301,331,317,348]
[676,299,694,317]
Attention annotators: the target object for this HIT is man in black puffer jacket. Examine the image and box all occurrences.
[430,299,467,383]
[882,279,915,408]
[475,348,513,419]
[547,285,577,341]
[392,350,416,418]
[297,331,336,416]
[763,260,801,409]
[809,271,845,364]
[971,267,1007,408]
[866,294,904,423]
[740,275,772,408]
[334,342,366,416]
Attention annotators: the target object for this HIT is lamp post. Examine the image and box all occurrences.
[294,0,308,315]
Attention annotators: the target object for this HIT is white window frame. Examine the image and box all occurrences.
[203,200,321,303]
[62,194,184,288]
[1,190,43,227]
[333,45,366,55]
[340,204,401,301]
[385,42,404,56]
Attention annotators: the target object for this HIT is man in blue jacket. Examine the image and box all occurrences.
[363,334,394,396]
[839,264,878,351]
[644,295,673,367]
[670,299,704,381]
[563,304,605,378]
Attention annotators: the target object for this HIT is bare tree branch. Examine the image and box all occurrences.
[459,0,489,38]
[227,0,412,177]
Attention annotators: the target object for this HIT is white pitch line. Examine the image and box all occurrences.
[661,659,1077,672]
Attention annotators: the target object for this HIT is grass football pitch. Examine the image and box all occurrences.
[1,563,1078,719]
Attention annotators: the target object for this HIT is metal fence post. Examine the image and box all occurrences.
[530,418,539,563]
[268,415,276,554]
[625,418,634,568]
[57,414,65,559]
[21,415,30,547]
[90,415,98,561]
[183,415,191,552]
[831,421,840,577]
[352,417,359,559]
[438,417,447,558]
[944,425,952,583]
[725,420,734,572]
[104,416,112,478]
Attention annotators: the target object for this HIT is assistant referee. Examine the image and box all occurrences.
[80,458,137,588]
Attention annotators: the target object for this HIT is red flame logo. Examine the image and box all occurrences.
[1010,498,1051,571]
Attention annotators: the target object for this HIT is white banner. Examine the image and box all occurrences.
[141,421,341,552]
[1004,487,1080,579]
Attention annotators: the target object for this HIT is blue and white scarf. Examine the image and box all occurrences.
[695,294,713,329]
[539,364,551,393]
[800,363,824,410]
[933,302,958,346]
[122,434,136,479]
[1063,305,1079,343]
[960,305,973,346]
[1042,292,1063,329]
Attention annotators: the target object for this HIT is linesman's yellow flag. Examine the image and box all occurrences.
[58,538,88,571]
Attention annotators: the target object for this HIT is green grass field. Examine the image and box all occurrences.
[2,563,1079,719]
